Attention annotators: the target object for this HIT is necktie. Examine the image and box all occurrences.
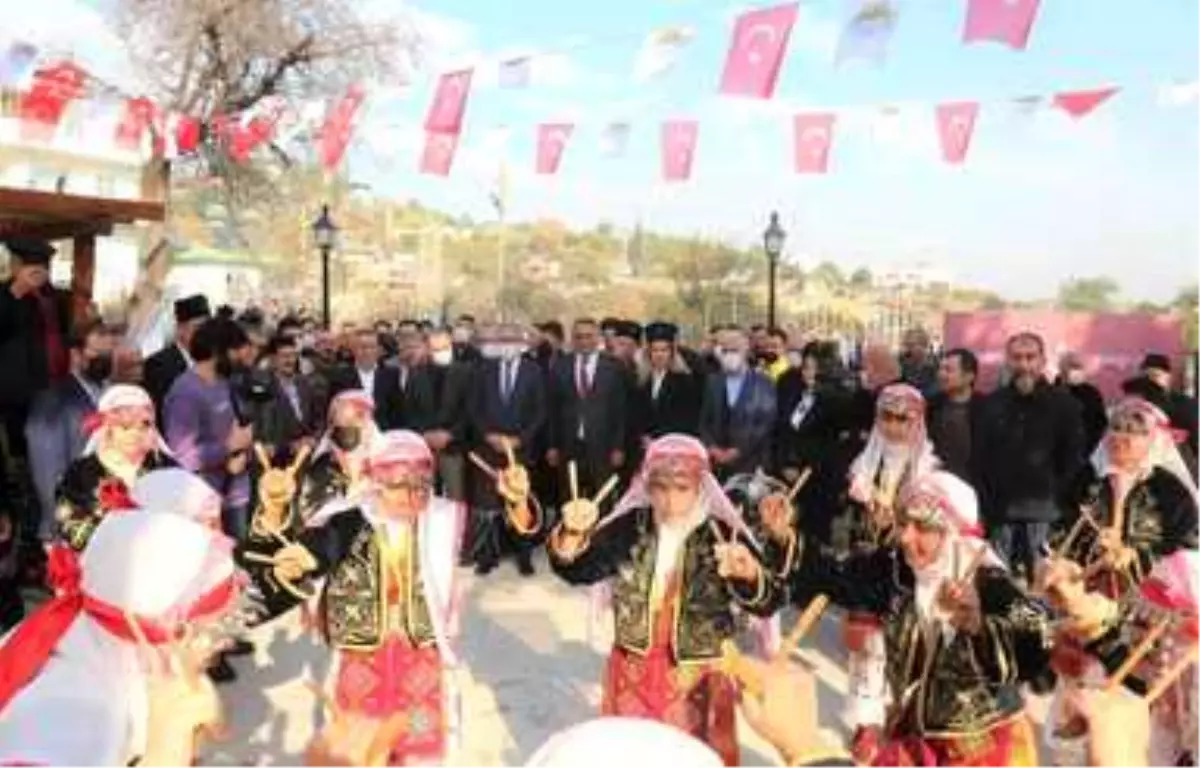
[502,360,515,401]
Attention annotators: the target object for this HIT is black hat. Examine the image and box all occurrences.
[4,237,55,265]
[613,320,643,342]
[600,317,620,333]
[536,320,565,338]
[644,321,678,343]
[174,294,211,324]
[1141,353,1172,373]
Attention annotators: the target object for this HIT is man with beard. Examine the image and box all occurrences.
[899,327,939,398]
[926,348,986,487]
[977,332,1084,582]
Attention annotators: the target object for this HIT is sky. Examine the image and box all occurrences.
[6,0,1199,302]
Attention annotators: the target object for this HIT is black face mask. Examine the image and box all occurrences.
[331,426,362,452]
[83,354,113,383]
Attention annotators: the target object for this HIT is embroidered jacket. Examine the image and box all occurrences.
[54,452,176,551]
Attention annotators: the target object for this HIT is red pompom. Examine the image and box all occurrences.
[45,543,82,596]
[96,478,136,512]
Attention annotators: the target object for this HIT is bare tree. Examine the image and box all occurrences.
[116,0,423,220]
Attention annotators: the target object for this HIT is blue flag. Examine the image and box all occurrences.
[835,0,898,67]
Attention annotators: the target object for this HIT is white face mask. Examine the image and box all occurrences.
[431,349,453,366]
[501,345,527,360]
[720,351,745,374]
[480,344,503,360]
[452,327,472,344]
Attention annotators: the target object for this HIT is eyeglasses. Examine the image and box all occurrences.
[879,411,911,424]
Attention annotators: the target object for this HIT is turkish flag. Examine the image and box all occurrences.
[1053,87,1117,119]
[114,97,157,152]
[153,112,200,158]
[793,113,836,174]
[935,101,979,165]
[535,123,573,175]
[661,119,699,182]
[719,3,798,99]
[425,69,473,134]
[19,60,87,142]
[319,86,366,170]
[420,131,459,176]
[962,0,1041,50]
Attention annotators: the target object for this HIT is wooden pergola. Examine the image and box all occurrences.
[0,184,166,324]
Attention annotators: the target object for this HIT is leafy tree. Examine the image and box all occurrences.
[1057,276,1121,312]
[849,267,873,289]
[810,261,844,287]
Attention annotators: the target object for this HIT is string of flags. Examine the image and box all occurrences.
[0,0,1194,182]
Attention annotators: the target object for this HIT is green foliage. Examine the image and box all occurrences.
[1057,276,1121,312]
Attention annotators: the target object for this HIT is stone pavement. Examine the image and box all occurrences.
[201,552,1048,766]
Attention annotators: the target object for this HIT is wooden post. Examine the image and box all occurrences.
[71,233,96,328]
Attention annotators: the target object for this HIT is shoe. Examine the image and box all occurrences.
[474,560,497,576]
[517,556,535,577]
[226,638,254,657]
[206,656,237,684]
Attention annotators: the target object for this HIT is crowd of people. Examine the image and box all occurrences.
[0,234,1198,765]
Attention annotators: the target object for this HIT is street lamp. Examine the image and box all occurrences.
[763,211,786,329]
[311,204,338,329]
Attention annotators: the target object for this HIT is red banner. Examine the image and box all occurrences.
[661,119,699,182]
[943,310,1186,399]
[424,69,473,135]
[114,97,157,152]
[719,2,799,99]
[935,101,979,165]
[1054,87,1118,120]
[19,60,87,142]
[420,131,459,176]
[793,112,835,174]
[962,0,1041,50]
[535,123,574,175]
[319,86,365,170]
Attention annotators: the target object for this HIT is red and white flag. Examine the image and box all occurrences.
[793,113,836,174]
[962,0,1041,50]
[661,119,699,182]
[425,69,473,134]
[1053,87,1117,119]
[114,97,157,152]
[319,86,366,170]
[535,123,573,175]
[420,131,459,176]
[719,3,799,99]
[18,60,87,142]
[935,101,979,165]
[156,112,201,158]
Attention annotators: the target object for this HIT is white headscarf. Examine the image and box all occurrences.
[848,383,939,505]
[899,471,1004,629]
[312,389,380,459]
[526,717,723,767]
[0,511,238,765]
[81,384,171,458]
[1091,397,1200,507]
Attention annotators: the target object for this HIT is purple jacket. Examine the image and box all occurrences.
[163,369,250,509]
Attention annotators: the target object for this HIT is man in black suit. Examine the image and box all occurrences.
[255,335,325,454]
[699,326,777,480]
[548,318,627,504]
[330,329,403,430]
[637,322,702,441]
[467,325,546,575]
[413,328,473,503]
[143,294,210,422]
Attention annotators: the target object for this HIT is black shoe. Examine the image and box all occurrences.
[474,560,497,576]
[226,638,254,657]
[207,655,237,684]
[517,556,535,577]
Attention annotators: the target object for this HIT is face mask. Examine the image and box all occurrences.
[501,345,527,360]
[83,354,113,384]
[331,425,362,452]
[452,327,472,344]
[431,349,453,366]
[299,357,315,376]
[720,351,745,374]
[787,351,805,368]
[480,344,503,360]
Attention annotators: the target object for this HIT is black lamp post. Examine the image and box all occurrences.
[763,211,786,329]
[311,204,338,330]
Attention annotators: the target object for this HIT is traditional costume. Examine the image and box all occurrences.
[0,509,239,765]
[297,389,379,520]
[841,383,939,755]
[789,471,1047,766]
[547,434,783,766]
[53,385,175,552]
[1046,397,1200,765]
[241,430,526,765]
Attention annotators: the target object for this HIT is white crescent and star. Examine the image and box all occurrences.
[739,22,779,67]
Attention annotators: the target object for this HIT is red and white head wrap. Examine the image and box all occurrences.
[0,510,239,764]
[365,430,435,477]
[599,433,756,544]
[81,385,169,458]
[314,389,379,457]
[849,383,938,504]
[1093,397,1199,506]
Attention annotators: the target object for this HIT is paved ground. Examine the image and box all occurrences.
[200,552,1048,766]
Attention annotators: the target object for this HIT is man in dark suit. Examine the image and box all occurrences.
[413,328,473,503]
[330,329,402,429]
[468,325,545,576]
[254,335,325,454]
[926,348,988,488]
[142,294,210,422]
[548,318,627,505]
[699,326,777,481]
[636,322,702,440]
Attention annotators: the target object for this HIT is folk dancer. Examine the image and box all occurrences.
[297,389,379,520]
[546,433,784,765]
[841,382,939,760]
[53,384,175,552]
[1043,397,1199,765]
[243,430,539,765]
